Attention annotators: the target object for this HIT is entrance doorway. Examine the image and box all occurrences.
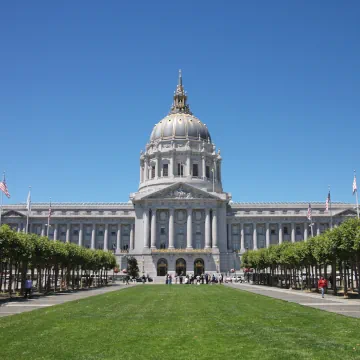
[194,258,204,276]
[176,258,186,276]
[157,258,168,276]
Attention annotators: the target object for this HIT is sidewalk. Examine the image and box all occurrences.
[0,283,135,318]
[225,283,360,318]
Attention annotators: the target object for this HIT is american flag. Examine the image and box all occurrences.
[307,203,312,220]
[48,200,52,222]
[0,174,10,198]
[353,174,357,195]
[325,191,330,211]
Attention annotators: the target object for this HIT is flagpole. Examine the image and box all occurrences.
[0,191,3,228]
[26,186,31,234]
[46,197,51,237]
[355,170,359,219]
[0,171,4,228]
[329,185,333,228]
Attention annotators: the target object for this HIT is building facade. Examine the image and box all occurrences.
[2,72,357,278]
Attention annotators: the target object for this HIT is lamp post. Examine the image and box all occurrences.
[142,255,145,275]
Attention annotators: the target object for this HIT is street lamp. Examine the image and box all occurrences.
[142,255,145,275]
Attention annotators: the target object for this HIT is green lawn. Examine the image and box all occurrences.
[1,285,360,360]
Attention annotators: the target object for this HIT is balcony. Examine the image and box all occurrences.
[151,248,212,254]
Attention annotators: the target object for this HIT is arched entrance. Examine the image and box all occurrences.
[157,258,168,276]
[194,258,205,276]
[176,258,186,276]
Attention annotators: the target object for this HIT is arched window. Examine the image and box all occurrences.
[157,258,168,276]
[194,258,204,276]
[176,258,186,276]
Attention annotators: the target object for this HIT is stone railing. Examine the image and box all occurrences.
[151,248,212,254]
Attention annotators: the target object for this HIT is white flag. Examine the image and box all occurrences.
[353,175,357,195]
[26,190,31,211]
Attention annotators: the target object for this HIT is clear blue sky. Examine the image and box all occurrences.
[1,1,359,204]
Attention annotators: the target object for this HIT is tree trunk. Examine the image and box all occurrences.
[7,259,13,296]
[343,261,348,298]
[332,260,337,296]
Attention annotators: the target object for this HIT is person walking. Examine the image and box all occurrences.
[24,276,32,299]
[318,276,328,298]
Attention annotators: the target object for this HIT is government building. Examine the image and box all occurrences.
[2,72,357,278]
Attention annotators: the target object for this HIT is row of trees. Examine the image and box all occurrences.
[0,224,117,296]
[242,218,360,296]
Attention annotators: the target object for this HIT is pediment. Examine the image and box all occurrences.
[336,209,357,217]
[141,183,219,201]
[2,210,26,218]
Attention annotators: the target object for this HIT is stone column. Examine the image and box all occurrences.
[54,223,58,241]
[104,223,108,250]
[213,160,217,183]
[253,223,257,250]
[143,209,149,248]
[317,223,321,236]
[186,208,193,249]
[130,224,134,250]
[171,151,175,178]
[186,153,191,177]
[66,223,70,243]
[218,160,222,183]
[168,208,174,249]
[202,156,206,179]
[228,222,232,250]
[212,208,218,248]
[155,156,159,179]
[116,224,121,253]
[151,209,157,249]
[278,223,283,244]
[144,159,148,181]
[304,222,308,241]
[291,223,295,243]
[78,223,83,247]
[139,162,143,183]
[205,208,211,248]
[91,224,96,249]
[240,223,245,252]
[266,222,270,248]
[41,224,45,237]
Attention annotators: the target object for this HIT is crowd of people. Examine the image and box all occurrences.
[165,273,223,285]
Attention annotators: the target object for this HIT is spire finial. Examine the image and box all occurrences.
[178,69,182,86]
[169,70,192,115]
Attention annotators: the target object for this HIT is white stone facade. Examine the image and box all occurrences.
[2,71,357,277]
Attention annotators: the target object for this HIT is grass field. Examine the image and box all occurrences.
[1,285,360,360]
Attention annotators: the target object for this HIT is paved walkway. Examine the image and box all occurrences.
[0,284,135,318]
[225,283,360,318]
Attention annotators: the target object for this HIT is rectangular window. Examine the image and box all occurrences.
[151,166,155,179]
[98,231,104,236]
[160,227,166,235]
[270,229,276,235]
[73,230,79,236]
[296,226,301,235]
[163,164,168,177]
[177,163,184,176]
[192,164,199,177]
[111,231,116,237]
[206,166,210,178]
[283,226,288,235]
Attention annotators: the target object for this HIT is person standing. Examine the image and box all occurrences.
[318,277,327,298]
[24,276,32,299]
